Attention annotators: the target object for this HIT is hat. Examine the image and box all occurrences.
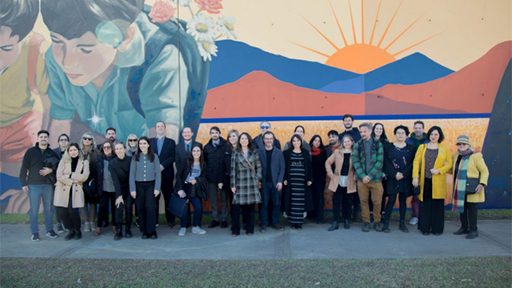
[456,134,471,145]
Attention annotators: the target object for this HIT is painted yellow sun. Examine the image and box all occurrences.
[296,0,436,74]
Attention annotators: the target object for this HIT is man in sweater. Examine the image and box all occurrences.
[109,142,133,240]
[150,121,176,228]
[203,126,228,228]
[19,130,60,241]
[352,123,384,232]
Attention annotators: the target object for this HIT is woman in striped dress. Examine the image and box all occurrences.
[284,135,313,229]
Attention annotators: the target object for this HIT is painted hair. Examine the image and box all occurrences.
[0,0,39,41]
[41,0,143,43]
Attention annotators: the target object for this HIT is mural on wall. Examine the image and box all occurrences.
[0,0,510,213]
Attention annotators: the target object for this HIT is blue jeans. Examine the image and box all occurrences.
[28,184,54,234]
[260,182,281,226]
[180,197,203,227]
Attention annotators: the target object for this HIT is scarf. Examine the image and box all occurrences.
[452,149,473,212]
[311,147,321,156]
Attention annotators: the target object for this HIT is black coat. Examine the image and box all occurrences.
[174,162,208,200]
[384,143,415,196]
[150,137,176,181]
[175,140,202,170]
[282,148,313,213]
[253,135,282,150]
[109,156,132,198]
[203,137,227,183]
[19,144,60,186]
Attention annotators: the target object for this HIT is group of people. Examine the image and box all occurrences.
[19,114,490,242]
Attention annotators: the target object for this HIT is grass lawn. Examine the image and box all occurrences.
[1,209,511,225]
[1,256,511,287]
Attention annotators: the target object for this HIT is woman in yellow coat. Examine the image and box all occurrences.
[412,126,452,235]
[451,135,489,239]
[54,143,90,240]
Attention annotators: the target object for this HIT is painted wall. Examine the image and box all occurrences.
[1,0,510,213]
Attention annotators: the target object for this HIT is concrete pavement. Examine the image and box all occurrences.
[1,220,510,260]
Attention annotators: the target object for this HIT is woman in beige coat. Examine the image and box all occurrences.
[54,143,90,240]
[325,135,357,231]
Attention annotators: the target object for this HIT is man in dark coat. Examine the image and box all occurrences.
[150,121,176,228]
[253,121,281,150]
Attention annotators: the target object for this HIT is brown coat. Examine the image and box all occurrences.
[54,158,90,208]
[325,149,357,193]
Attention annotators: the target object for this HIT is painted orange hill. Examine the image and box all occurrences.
[202,41,511,118]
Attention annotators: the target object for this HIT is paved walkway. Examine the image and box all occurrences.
[1,220,510,260]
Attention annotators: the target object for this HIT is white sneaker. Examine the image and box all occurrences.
[178,227,186,236]
[83,222,91,232]
[409,217,418,225]
[90,222,97,231]
[192,226,206,235]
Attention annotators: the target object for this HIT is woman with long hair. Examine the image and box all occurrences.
[224,129,239,229]
[325,135,356,231]
[54,143,90,240]
[175,144,208,236]
[413,126,452,235]
[79,132,98,233]
[230,132,262,236]
[129,136,161,239]
[309,134,327,224]
[283,134,313,229]
[95,140,116,235]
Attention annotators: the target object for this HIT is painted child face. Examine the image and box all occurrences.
[68,146,79,158]
[0,26,22,73]
[50,31,117,86]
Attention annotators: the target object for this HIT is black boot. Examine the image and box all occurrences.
[74,230,82,240]
[328,221,339,231]
[399,221,409,233]
[382,221,390,233]
[125,227,133,238]
[453,227,469,235]
[343,219,351,229]
[64,231,76,240]
[114,228,122,241]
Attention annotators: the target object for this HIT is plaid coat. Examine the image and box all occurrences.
[352,138,384,182]
[230,150,262,205]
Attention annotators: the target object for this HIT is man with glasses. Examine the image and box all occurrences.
[19,130,60,241]
[253,121,281,151]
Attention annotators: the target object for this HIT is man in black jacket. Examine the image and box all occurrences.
[175,127,202,169]
[203,126,228,228]
[253,121,281,150]
[258,131,285,232]
[150,121,176,228]
[19,130,60,241]
[109,142,133,240]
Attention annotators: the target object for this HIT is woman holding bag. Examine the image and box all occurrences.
[54,143,90,240]
[325,135,357,231]
[451,135,489,239]
[174,144,208,237]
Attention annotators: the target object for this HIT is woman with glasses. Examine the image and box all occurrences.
[95,141,116,235]
[126,134,138,156]
[130,137,161,239]
[80,133,98,232]
[413,126,452,235]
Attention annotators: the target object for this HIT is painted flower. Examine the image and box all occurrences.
[187,14,215,42]
[149,0,176,24]
[195,0,223,14]
[217,16,236,39]
[197,39,218,61]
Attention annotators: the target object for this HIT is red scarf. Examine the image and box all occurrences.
[311,147,322,156]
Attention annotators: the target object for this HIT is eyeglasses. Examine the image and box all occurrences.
[260,125,270,129]
[456,143,468,146]
[128,139,138,142]
[82,137,93,141]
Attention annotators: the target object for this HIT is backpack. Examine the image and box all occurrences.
[128,5,210,135]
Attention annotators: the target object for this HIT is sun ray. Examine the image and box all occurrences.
[361,0,365,44]
[384,15,423,51]
[292,42,331,58]
[369,0,382,45]
[328,0,349,46]
[377,0,403,48]
[391,33,439,57]
[348,0,357,44]
[303,17,341,50]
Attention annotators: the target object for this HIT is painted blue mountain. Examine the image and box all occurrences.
[320,53,454,93]
[209,40,454,94]
[208,40,359,90]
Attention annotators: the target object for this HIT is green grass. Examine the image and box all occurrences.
[1,209,511,224]
[1,257,511,287]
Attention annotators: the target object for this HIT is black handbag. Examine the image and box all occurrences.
[465,178,480,194]
[412,186,421,196]
[168,193,189,218]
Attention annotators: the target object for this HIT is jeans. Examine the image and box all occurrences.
[28,184,54,234]
[180,197,203,227]
[260,182,281,226]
